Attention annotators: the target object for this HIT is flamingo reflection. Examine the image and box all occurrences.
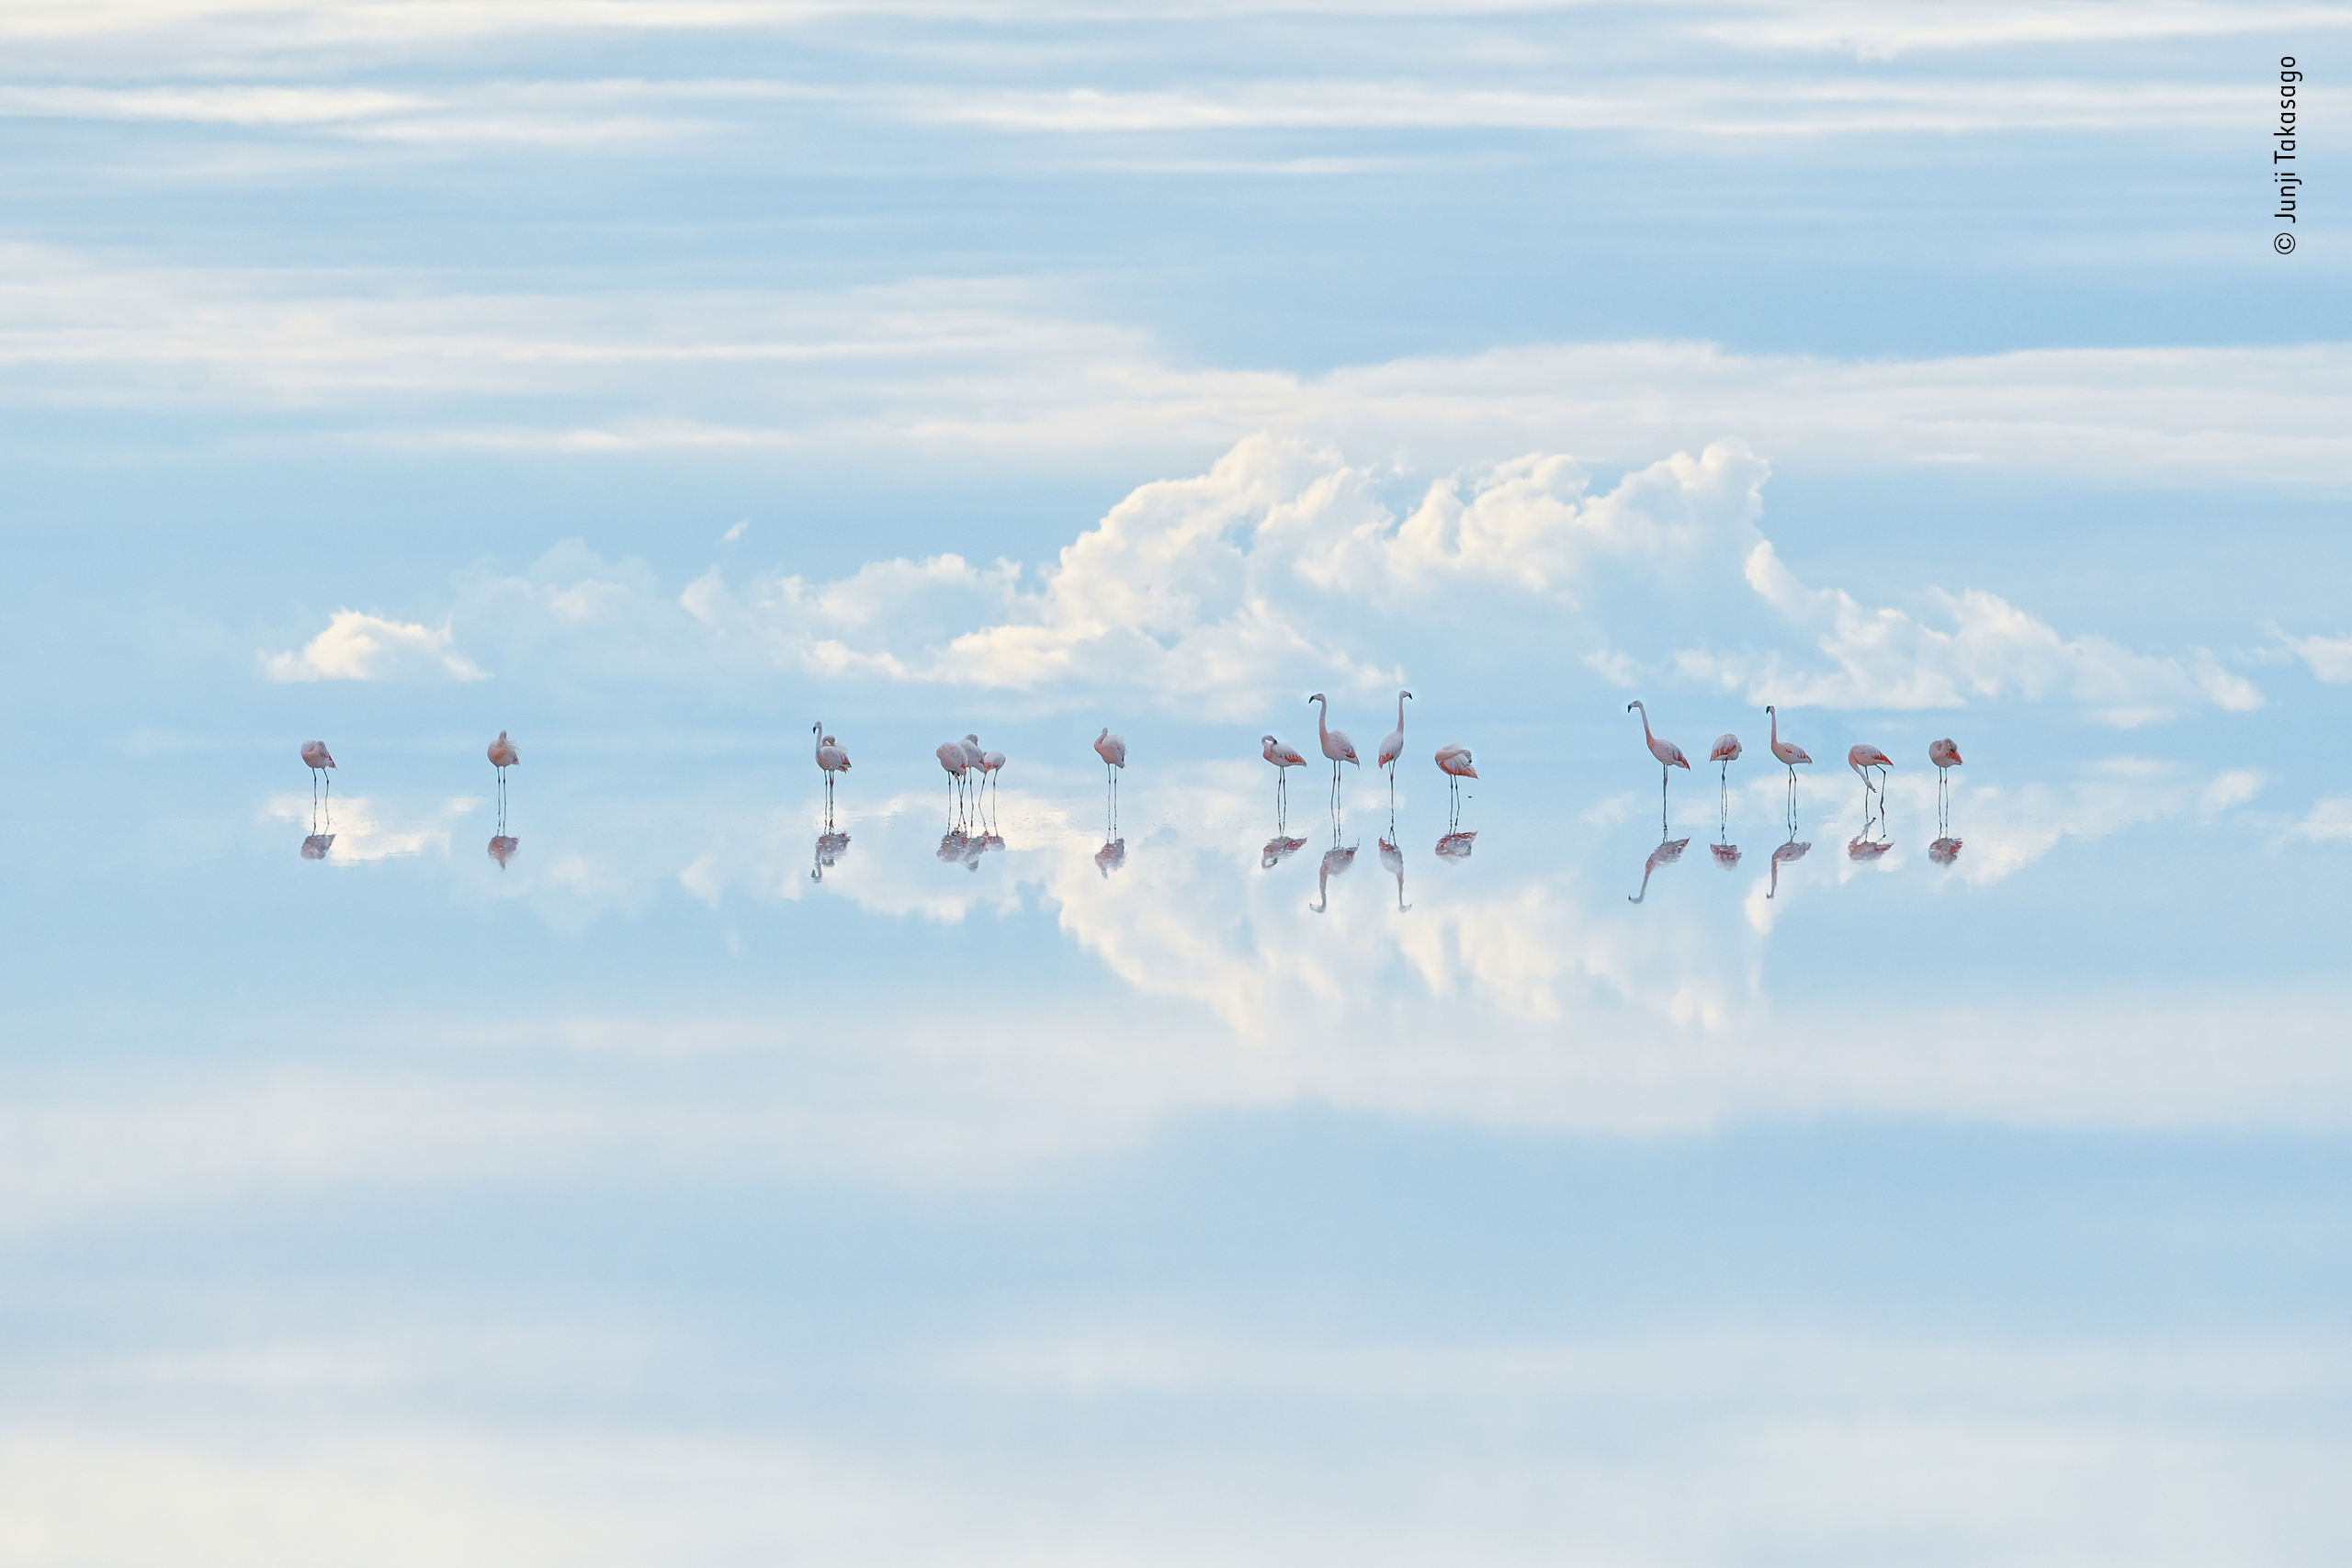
[488,834,519,868]
[810,829,850,881]
[1094,837,1126,878]
[1261,833,1307,869]
[1628,836,1690,903]
[301,832,334,861]
[1309,840,1356,912]
[1767,834,1811,899]
[1378,835,1410,911]
[1435,829,1476,862]
[1928,836,1963,865]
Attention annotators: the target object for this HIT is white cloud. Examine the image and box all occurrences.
[6,246,2352,488]
[2281,630,2352,683]
[1674,540,2263,720]
[262,610,487,682]
[2291,798,2352,842]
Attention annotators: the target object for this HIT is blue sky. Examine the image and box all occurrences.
[4,3,2351,1562]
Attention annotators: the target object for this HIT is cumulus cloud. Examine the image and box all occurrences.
[262,610,487,683]
[2291,799,2352,842]
[1674,540,2263,721]
[352,436,2261,726]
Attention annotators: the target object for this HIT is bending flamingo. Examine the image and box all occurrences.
[1627,700,1690,829]
[1436,745,1476,824]
[1848,742,1894,813]
[1306,694,1358,812]
[1376,690,1412,806]
[1928,737,1963,832]
[936,739,969,821]
[1262,733,1307,817]
[300,739,335,807]
[1709,732,1741,785]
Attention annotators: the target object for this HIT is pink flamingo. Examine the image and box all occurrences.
[936,739,969,821]
[1848,742,1894,811]
[813,723,851,816]
[1765,705,1812,821]
[1306,694,1357,812]
[979,744,1006,811]
[1094,725,1126,833]
[1709,732,1741,785]
[1627,700,1689,829]
[1435,745,1476,825]
[1928,737,1962,832]
[1376,690,1412,806]
[1262,733,1307,818]
[300,740,335,809]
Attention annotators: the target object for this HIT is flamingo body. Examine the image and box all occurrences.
[1377,690,1412,773]
[487,731,519,770]
[1928,738,1962,771]
[300,741,334,771]
[1848,743,1894,777]
[1263,735,1307,771]
[1094,728,1126,770]
[1710,734,1741,763]
[1435,747,1476,780]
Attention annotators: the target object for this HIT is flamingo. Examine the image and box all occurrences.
[1710,733,1741,785]
[936,739,969,822]
[1435,745,1476,826]
[1928,737,1962,832]
[1627,701,1690,829]
[1094,726,1126,829]
[1306,694,1358,812]
[1262,733,1307,818]
[962,734,992,819]
[979,744,1006,810]
[814,727,852,824]
[1376,690,1412,806]
[301,740,335,808]
[1848,743,1894,812]
[1766,705,1812,820]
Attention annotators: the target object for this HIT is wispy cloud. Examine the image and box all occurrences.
[6,247,2350,485]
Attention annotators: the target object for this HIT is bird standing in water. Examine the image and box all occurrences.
[1627,701,1690,832]
[1306,694,1358,815]
[1928,736,1963,834]
[1376,690,1412,807]
[813,724,851,821]
[301,739,335,805]
[1094,726,1126,834]
[488,729,519,826]
[1848,742,1894,815]
[1435,745,1476,828]
[1261,734,1307,821]
[1766,705,1812,825]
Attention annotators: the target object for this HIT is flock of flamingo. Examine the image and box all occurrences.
[290,692,1965,907]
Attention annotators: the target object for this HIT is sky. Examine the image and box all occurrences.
[3,3,2350,1562]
